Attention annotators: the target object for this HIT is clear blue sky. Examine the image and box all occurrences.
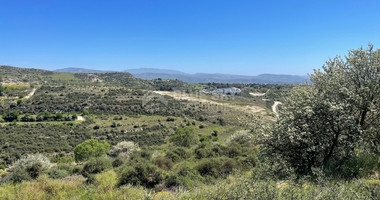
[1,0,380,75]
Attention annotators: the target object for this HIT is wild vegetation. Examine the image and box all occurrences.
[0,46,379,199]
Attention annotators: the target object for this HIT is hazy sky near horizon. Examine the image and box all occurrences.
[1,0,380,75]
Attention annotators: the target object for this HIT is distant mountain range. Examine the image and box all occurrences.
[124,68,187,75]
[55,67,309,84]
[55,67,112,73]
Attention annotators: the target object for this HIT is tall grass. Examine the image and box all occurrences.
[0,172,379,200]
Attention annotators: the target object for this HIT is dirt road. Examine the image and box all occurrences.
[24,88,37,99]
[272,101,282,116]
[153,91,265,114]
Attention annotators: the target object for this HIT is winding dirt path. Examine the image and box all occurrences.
[24,88,37,99]
[249,89,270,97]
[272,101,282,116]
[153,91,265,114]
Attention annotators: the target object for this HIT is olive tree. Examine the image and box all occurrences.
[264,45,379,174]
[110,141,140,159]
[170,126,198,147]
[74,139,110,162]
[9,154,51,182]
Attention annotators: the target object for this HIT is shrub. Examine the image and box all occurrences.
[165,147,191,162]
[71,165,83,174]
[325,152,380,178]
[82,109,90,115]
[9,169,32,183]
[220,159,238,175]
[20,113,36,122]
[110,141,140,159]
[118,160,162,188]
[112,157,124,167]
[239,152,259,169]
[225,142,244,158]
[195,158,223,178]
[166,117,175,121]
[3,111,19,122]
[47,168,70,179]
[81,157,112,177]
[172,162,203,189]
[58,156,74,164]
[169,126,198,147]
[226,130,253,145]
[10,154,51,182]
[94,170,118,192]
[164,173,180,188]
[194,143,218,159]
[129,150,152,161]
[195,157,237,178]
[110,122,121,128]
[199,136,209,143]
[154,156,174,170]
[212,130,219,137]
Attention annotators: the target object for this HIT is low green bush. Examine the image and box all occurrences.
[81,157,112,177]
[112,157,125,167]
[169,126,198,147]
[195,158,223,178]
[47,168,70,179]
[154,156,174,170]
[325,152,380,178]
[166,147,191,162]
[7,154,51,183]
[118,159,162,188]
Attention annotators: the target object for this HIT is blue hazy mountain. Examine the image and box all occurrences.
[128,69,309,84]
[56,67,309,84]
[55,67,113,73]
[124,68,188,75]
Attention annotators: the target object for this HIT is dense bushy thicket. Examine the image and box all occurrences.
[0,128,261,190]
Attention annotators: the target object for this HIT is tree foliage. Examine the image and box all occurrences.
[110,141,140,159]
[169,126,198,147]
[8,154,51,182]
[265,45,380,174]
[3,111,19,122]
[74,139,110,162]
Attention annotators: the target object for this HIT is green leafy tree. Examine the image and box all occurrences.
[265,45,380,174]
[20,113,36,122]
[3,111,19,122]
[170,126,198,147]
[74,139,110,162]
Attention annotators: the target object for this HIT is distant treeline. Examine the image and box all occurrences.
[0,111,78,122]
